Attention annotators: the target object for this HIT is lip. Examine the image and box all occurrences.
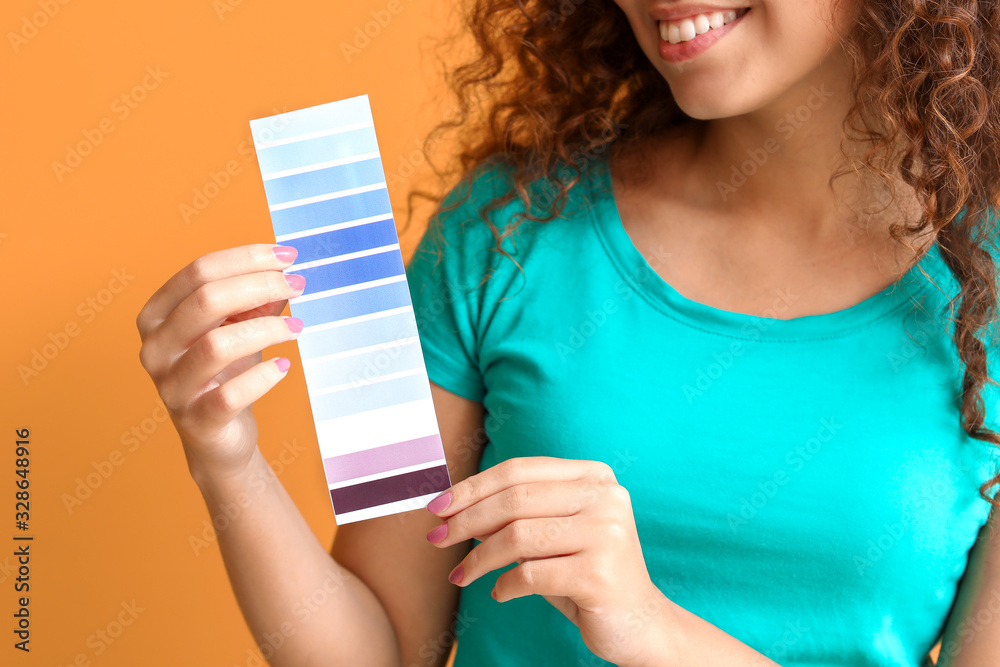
[649,3,750,22]
[656,7,750,64]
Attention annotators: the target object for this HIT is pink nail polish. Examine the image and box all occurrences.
[426,524,448,544]
[427,492,451,514]
[272,245,298,263]
[491,588,498,601]
[285,274,306,291]
[285,317,303,333]
[448,564,464,585]
[275,358,291,373]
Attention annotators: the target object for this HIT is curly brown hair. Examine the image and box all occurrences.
[405,0,1000,509]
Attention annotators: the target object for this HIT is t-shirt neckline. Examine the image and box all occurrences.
[586,151,946,342]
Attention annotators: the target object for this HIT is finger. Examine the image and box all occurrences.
[449,516,585,588]
[187,356,292,432]
[221,299,288,326]
[139,269,302,381]
[429,481,594,548]
[136,243,298,341]
[541,594,578,621]
[162,269,305,357]
[160,315,302,411]
[429,457,617,519]
[492,553,595,604]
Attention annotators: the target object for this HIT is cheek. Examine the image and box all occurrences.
[753,5,847,76]
[613,2,656,58]
[770,2,847,55]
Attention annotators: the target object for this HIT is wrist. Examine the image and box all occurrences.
[620,586,683,667]
[190,446,272,500]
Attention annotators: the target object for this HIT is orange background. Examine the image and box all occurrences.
[2,0,462,664]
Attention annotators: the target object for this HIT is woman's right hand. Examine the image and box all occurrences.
[135,243,306,485]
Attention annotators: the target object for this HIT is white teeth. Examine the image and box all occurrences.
[678,18,696,41]
[660,8,746,44]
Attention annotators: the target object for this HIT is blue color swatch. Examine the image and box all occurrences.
[250,95,451,524]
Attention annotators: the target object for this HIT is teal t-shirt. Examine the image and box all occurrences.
[404,152,1000,667]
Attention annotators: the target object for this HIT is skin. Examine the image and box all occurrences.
[135,0,998,665]
[425,457,674,665]
[612,0,867,226]
[609,0,935,320]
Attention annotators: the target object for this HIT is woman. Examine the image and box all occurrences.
[135,0,1000,665]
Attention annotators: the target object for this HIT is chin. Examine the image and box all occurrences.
[668,85,762,121]
[646,54,763,120]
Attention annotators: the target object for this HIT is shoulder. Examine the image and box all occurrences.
[414,156,516,268]
[415,152,606,273]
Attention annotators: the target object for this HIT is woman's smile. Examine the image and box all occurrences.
[654,6,752,63]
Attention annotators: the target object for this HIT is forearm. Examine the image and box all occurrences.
[668,601,781,666]
[629,593,781,667]
[192,447,401,667]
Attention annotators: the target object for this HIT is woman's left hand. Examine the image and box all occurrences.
[424,456,677,667]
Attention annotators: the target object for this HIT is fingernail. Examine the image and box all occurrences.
[284,317,303,333]
[491,588,498,601]
[273,245,298,263]
[275,358,291,373]
[426,492,451,514]
[448,563,464,585]
[285,274,306,291]
[426,523,448,544]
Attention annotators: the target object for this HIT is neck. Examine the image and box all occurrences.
[681,49,924,246]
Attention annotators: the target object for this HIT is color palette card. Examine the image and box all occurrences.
[249,95,451,524]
